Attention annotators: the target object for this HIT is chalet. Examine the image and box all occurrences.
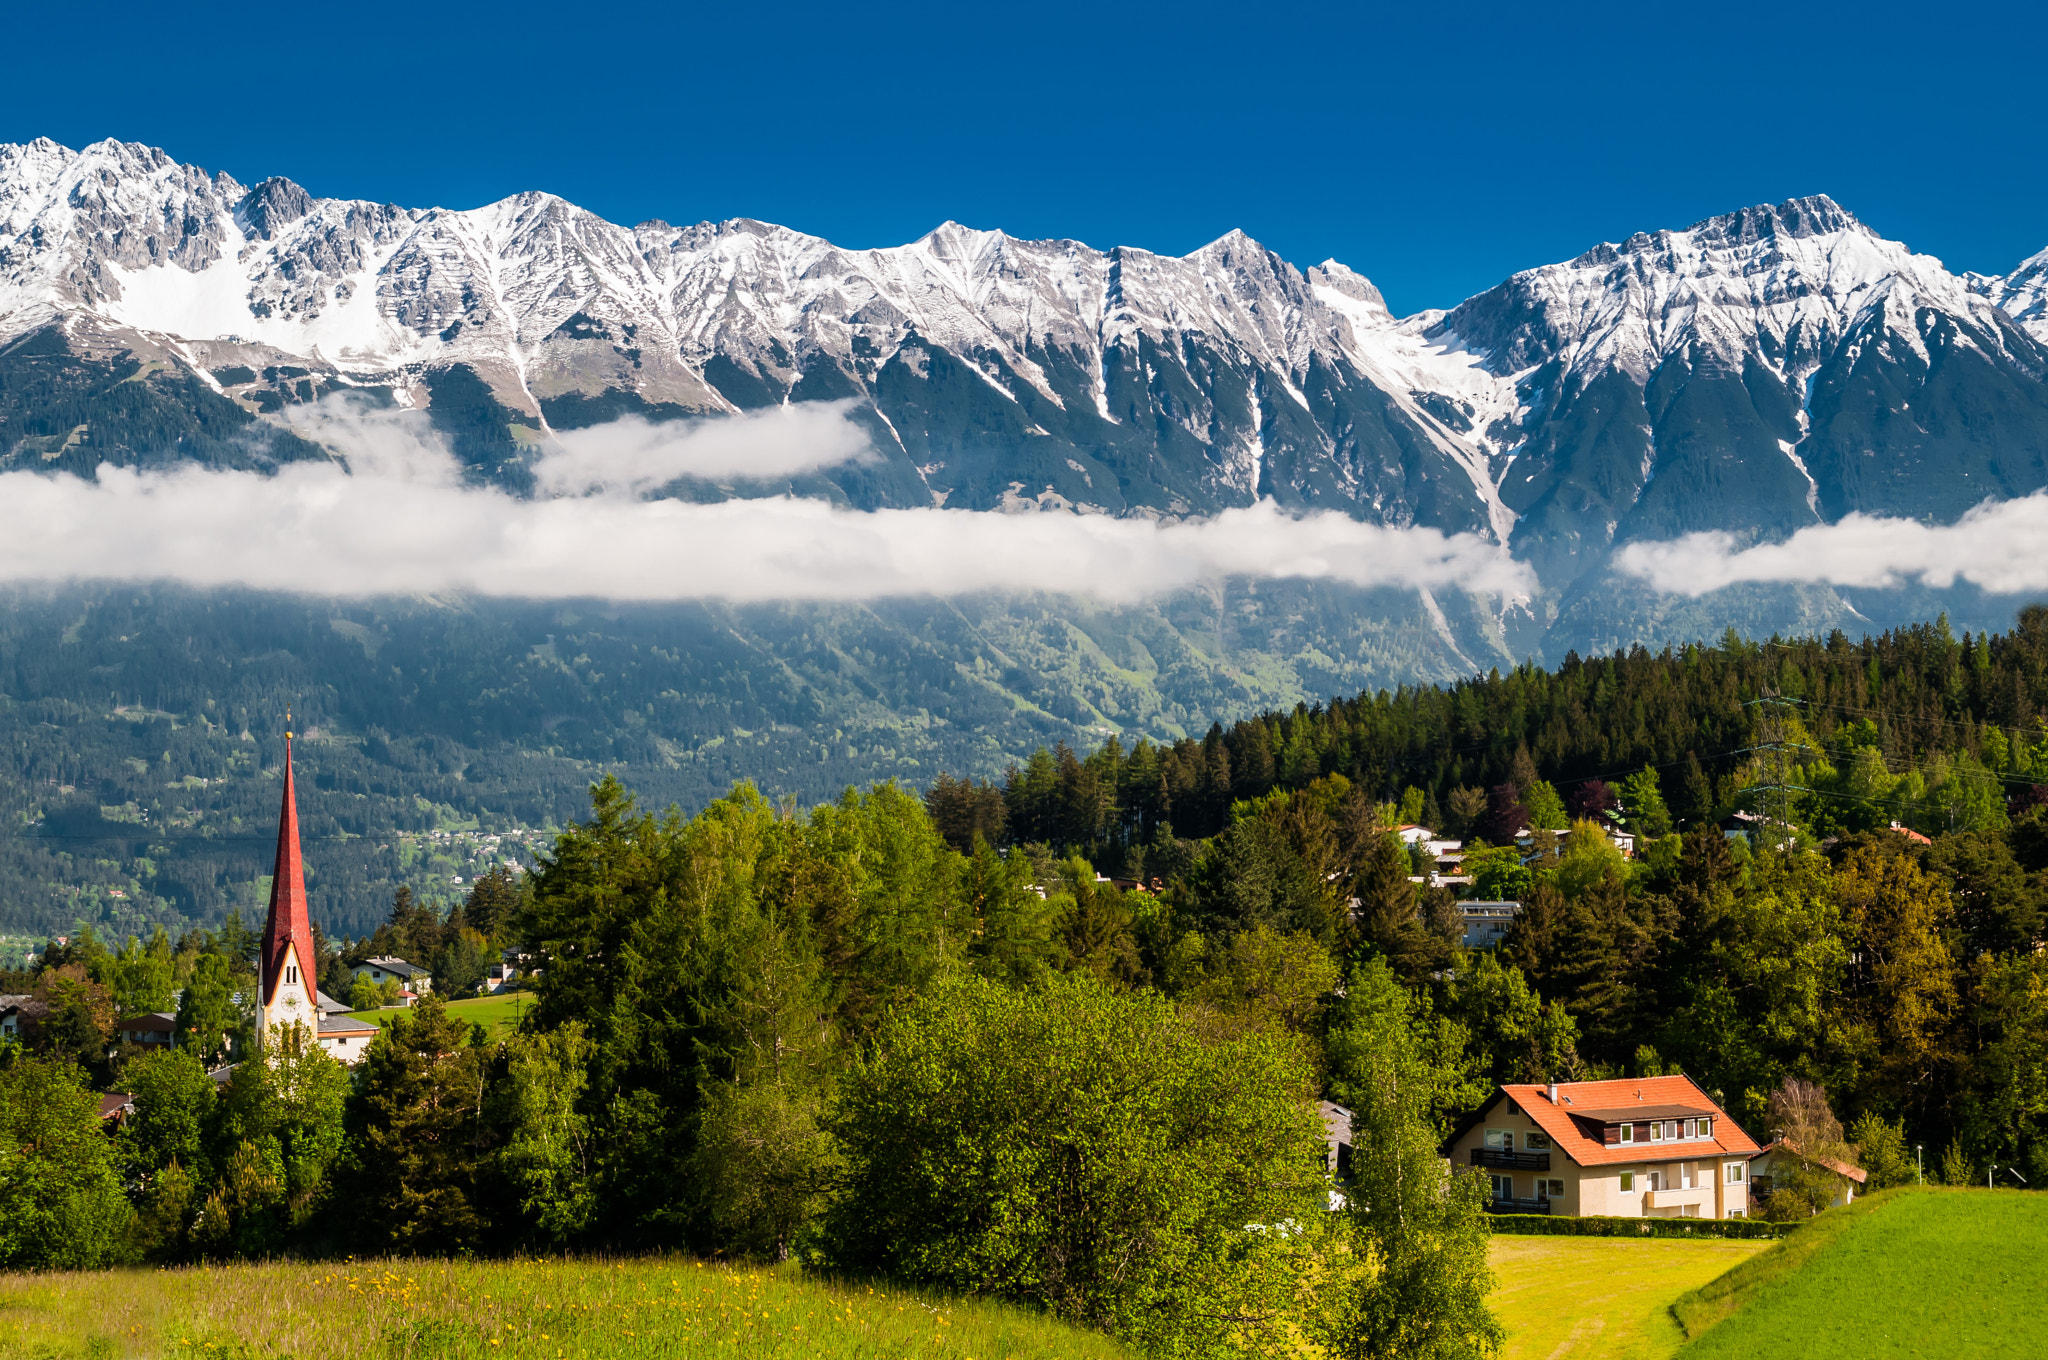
[1440,1076,1762,1219]
[353,956,431,995]
[308,991,378,1064]
[1749,1139,1866,1210]
[316,1010,379,1063]
[118,1012,177,1048]
[0,994,28,1040]
[1457,900,1521,950]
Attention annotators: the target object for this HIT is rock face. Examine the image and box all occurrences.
[4,138,2048,664]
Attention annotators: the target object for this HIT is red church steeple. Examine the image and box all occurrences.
[260,730,316,1019]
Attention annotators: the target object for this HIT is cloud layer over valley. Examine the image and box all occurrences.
[1614,496,2048,599]
[0,401,1532,604]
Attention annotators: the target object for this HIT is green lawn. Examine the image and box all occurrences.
[1488,1236,1772,1360]
[0,1255,1132,1360]
[348,990,534,1038]
[1676,1187,2048,1359]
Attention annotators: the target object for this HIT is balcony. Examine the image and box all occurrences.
[1484,1196,1551,1214]
[1472,1148,1551,1171]
[1641,1187,1713,1213]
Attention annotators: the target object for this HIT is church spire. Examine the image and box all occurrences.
[259,726,316,1041]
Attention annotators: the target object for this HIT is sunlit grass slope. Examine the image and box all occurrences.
[0,1255,1134,1360]
[1677,1187,2048,1358]
[348,991,534,1038]
[1486,1236,1772,1360]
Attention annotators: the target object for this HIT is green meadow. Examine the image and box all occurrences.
[347,991,533,1039]
[1675,1187,2048,1359]
[1487,1236,1772,1360]
[0,1255,1133,1360]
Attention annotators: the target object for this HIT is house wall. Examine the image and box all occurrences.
[1443,1096,1575,1210]
[317,1031,374,1066]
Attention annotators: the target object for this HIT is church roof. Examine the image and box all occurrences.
[260,737,316,1008]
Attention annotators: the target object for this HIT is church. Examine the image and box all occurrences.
[256,733,379,1063]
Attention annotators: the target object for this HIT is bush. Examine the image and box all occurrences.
[1486,1213,1790,1239]
[827,972,1338,1356]
[0,1055,136,1267]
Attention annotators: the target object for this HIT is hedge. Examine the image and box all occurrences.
[1486,1213,1792,1240]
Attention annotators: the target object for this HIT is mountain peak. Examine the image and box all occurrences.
[1682,193,1864,248]
[238,176,313,240]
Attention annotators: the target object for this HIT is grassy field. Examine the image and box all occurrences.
[348,991,534,1039]
[0,1255,1132,1360]
[1675,1187,2048,1358]
[1486,1235,1772,1360]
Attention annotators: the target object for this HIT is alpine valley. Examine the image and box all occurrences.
[3,136,2047,935]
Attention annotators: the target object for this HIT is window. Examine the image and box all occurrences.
[1650,1121,1662,1142]
[1683,1118,1696,1138]
[1544,1178,1565,1198]
[1648,1169,1664,1191]
[1726,1162,1745,1184]
[1665,1120,1679,1141]
[1525,1131,1551,1151]
[1484,1128,1512,1151]
[1619,1172,1635,1192]
[1728,1209,1745,1219]
[1489,1174,1514,1202]
[1701,1117,1713,1139]
[1619,1124,1634,1144]
[1681,1204,1699,1218]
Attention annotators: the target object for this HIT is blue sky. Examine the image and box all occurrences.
[5,0,2043,316]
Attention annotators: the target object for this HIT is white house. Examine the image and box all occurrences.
[353,956,431,996]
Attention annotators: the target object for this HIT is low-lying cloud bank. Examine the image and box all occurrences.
[533,402,877,495]
[1614,494,2048,597]
[0,402,1530,603]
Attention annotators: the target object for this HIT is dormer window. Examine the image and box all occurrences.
[1619,1123,1634,1144]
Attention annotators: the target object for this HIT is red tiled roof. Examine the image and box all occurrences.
[1755,1139,1868,1184]
[1496,1077,1762,1167]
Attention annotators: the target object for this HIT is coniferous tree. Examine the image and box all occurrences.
[341,994,495,1252]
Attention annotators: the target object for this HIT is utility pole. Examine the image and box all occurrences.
[1744,687,1803,853]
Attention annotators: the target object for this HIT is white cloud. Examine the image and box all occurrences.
[0,463,1530,602]
[1614,494,2048,596]
[531,401,876,495]
[0,397,1532,603]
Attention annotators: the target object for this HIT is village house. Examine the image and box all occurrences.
[315,992,378,1064]
[353,956,431,998]
[1457,900,1521,950]
[1440,1076,1762,1218]
[1749,1139,1867,1210]
[117,1012,177,1048]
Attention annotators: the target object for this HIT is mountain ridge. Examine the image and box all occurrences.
[4,138,2048,671]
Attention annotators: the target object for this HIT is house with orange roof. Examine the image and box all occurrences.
[1439,1075,1763,1219]
[1749,1139,1867,1210]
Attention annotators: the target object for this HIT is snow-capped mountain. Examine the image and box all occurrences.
[5,137,2048,661]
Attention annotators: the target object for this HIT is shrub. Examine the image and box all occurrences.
[1486,1214,1790,1239]
[827,972,1337,1356]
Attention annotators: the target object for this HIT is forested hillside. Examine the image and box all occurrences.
[0,578,1484,938]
